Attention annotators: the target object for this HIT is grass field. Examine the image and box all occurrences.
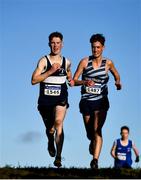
[0,166,141,179]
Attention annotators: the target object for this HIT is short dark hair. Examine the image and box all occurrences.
[48,31,63,42]
[121,126,130,133]
[90,33,105,46]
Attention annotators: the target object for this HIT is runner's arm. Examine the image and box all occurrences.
[73,58,89,86]
[110,141,117,159]
[132,143,140,157]
[66,60,72,81]
[108,60,122,90]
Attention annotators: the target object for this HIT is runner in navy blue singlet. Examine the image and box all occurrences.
[72,34,122,168]
[111,126,140,168]
[31,32,73,167]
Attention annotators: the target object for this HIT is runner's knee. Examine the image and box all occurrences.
[94,128,102,137]
[49,127,55,134]
[55,118,63,126]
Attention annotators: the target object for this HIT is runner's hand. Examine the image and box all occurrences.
[50,63,61,73]
[135,156,140,163]
[68,79,75,87]
[115,82,122,90]
[84,80,95,87]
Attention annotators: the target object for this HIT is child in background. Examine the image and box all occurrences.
[111,126,139,168]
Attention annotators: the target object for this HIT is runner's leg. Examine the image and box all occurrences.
[54,105,67,158]
[82,115,92,140]
[82,114,95,154]
[39,107,55,137]
[38,106,56,156]
[92,110,107,159]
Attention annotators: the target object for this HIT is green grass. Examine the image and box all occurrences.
[0,166,141,179]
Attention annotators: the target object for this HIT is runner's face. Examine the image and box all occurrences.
[121,129,129,140]
[91,41,104,58]
[49,37,63,55]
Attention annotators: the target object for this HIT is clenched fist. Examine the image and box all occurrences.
[50,63,61,73]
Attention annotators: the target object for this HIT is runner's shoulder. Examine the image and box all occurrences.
[65,57,71,64]
[65,57,72,69]
[79,57,89,67]
[38,56,47,64]
[37,56,47,70]
[105,58,112,63]
[105,58,114,67]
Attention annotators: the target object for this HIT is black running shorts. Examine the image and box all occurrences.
[79,96,109,115]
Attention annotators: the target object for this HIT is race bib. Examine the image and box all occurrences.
[44,85,61,96]
[85,83,101,95]
[117,153,126,161]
